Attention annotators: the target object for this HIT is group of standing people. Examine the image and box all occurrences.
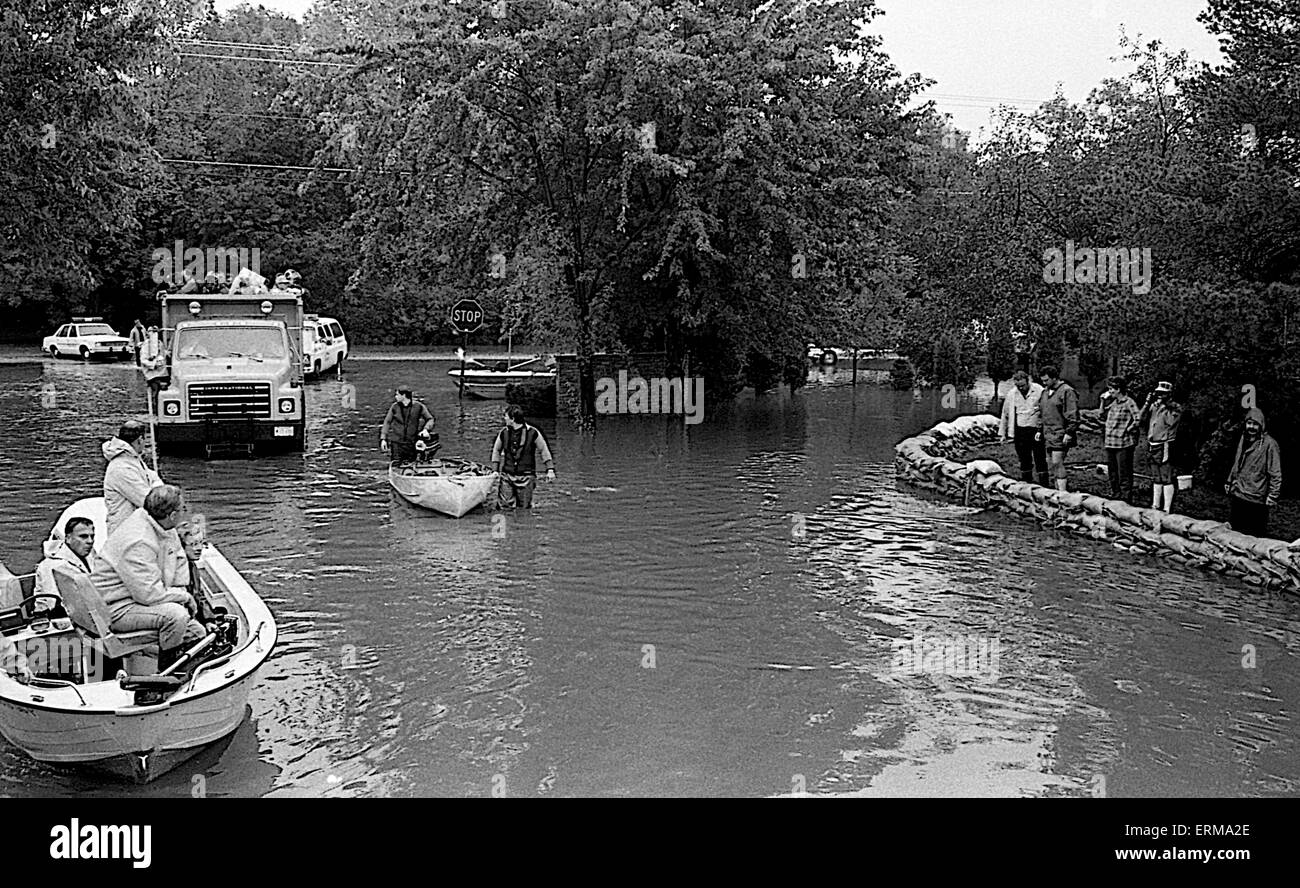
[381,389,556,509]
[998,366,1079,491]
[1001,371,1284,537]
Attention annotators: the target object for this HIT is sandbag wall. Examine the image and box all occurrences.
[895,413,1300,593]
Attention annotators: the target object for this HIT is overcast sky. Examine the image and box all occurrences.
[215,0,1226,140]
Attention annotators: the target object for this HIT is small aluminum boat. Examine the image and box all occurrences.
[389,458,499,518]
[447,355,556,399]
[0,498,277,783]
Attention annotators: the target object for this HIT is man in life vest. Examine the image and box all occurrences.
[381,387,437,463]
[491,405,556,509]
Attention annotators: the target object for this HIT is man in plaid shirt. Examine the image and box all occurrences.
[1100,376,1140,501]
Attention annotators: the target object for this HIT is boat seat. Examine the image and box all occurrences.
[52,569,159,662]
[0,560,32,611]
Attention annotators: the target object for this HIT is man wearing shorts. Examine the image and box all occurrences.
[1036,366,1079,491]
[1141,380,1183,513]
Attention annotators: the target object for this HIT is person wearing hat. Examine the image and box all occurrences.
[381,387,436,463]
[1141,380,1183,512]
[1035,365,1079,491]
[1225,407,1282,537]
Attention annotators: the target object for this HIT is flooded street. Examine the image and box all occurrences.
[1,358,1297,797]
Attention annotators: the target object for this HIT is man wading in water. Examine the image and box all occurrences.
[492,406,556,509]
[381,388,436,464]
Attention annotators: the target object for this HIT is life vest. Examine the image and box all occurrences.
[498,424,539,474]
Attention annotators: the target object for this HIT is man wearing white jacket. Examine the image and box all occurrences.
[91,485,205,669]
[999,370,1048,486]
[103,420,162,536]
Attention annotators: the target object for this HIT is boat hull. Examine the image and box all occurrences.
[389,463,498,517]
[0,676,256,782]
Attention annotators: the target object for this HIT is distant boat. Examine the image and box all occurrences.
[447,354,556,400]
[0,497,277,783]
[389,458,499,518]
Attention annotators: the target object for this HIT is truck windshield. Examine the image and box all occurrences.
[175,327,286,361]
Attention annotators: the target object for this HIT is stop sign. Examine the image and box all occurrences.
[449,298,486,334]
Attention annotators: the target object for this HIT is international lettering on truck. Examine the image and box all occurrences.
[150,287,307,456]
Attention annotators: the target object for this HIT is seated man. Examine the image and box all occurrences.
[33,516,98,614]
[90,484,206,670]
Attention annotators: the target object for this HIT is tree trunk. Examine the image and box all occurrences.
[567,266,596,421]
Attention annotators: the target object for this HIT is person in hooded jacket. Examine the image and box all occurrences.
[1225,407,1282,538]
[103,420,163,536]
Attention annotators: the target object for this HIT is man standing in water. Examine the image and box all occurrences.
[492,406,556,509]
[381,388,436,463]
[1036,366,1079,491]
[1225,408,1282,537]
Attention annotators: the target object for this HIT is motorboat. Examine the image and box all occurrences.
[0,498,277,783]
[447,354,556,399]
[389,458,499,518]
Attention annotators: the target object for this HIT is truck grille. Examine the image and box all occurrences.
[188,383,272,419]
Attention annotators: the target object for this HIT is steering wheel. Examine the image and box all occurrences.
[14,593,64,622]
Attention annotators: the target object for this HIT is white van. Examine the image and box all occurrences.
[303,315,348,377]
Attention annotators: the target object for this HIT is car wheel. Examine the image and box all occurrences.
[822,349,838,365]
[79,346,89,360]
[314,360,321,375]
[49,346,59,358]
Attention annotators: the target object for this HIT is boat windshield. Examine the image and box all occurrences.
[176,327,286,361]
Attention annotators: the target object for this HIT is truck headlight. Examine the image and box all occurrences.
[278,398,295,414]
[163,400,180,416]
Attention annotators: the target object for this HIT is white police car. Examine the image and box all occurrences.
[42,318,133,361]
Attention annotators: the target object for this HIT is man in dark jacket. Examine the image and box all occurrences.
[491,406,556,509]
[1225,407,1282,537]
[1036,366,1079,491]
[381,388,436,463]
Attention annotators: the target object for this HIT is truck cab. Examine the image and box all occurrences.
[150,289,307,455]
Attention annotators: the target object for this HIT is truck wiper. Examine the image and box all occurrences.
[223,352,263,362]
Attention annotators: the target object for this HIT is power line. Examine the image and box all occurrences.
[161,157,422,177]
[158,107,321,122]
[178,39,298,53]
[176,52,355,68]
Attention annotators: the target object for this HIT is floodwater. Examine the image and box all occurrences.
[1,357,1297,797]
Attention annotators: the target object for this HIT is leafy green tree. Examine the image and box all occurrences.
[311,0,922,416]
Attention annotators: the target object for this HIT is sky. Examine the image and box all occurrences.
[215,0,1227,141]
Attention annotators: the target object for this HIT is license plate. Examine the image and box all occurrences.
[274,426,294,437]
